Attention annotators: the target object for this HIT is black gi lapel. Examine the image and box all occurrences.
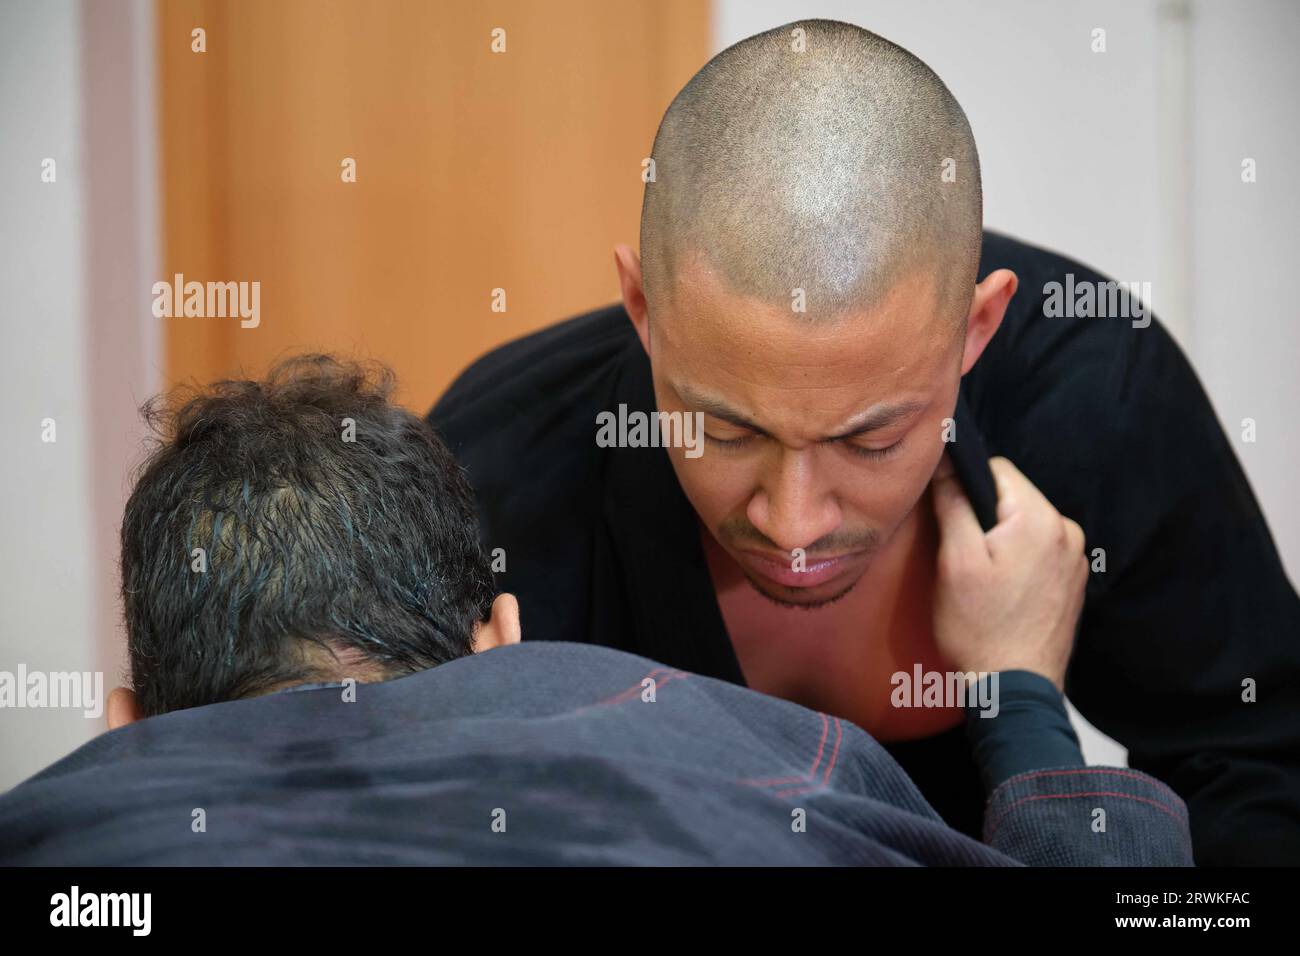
[948,386,1000,532]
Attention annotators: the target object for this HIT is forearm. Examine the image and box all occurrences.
[964,670,1084,791]
[964,671,1193,866]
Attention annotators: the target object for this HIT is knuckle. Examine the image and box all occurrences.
[1029,505,1060,539]
[937,545,965,579]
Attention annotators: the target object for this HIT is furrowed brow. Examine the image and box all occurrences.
[675,383,770,436]
[826,401,926,441]
[675,383,923,442]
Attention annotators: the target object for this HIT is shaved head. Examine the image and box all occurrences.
[640,19,982,324]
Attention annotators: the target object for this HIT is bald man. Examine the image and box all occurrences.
[430,20,1300,865]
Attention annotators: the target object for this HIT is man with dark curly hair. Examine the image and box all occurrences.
[109,354,519,723]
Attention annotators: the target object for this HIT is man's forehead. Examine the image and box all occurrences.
[648,261,958,437]
[654,256,950,355]
[654,278,952,393]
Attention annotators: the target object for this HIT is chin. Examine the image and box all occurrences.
[743,569,864,610]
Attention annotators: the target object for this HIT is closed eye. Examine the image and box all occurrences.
[841,437,905,461]
[704,431,757,449]
[706,432,904,460]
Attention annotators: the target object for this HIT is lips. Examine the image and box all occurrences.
[738,548,862,589]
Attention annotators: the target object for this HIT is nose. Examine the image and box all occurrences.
[745,447,841,555]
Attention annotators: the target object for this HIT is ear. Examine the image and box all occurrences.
[613,244,651,356]
[960,268,1018,375]
[106,687,144,731]
[471,592,522,653]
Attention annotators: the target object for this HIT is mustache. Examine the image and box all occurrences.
[716,517,880,557]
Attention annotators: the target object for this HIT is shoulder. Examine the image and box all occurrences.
[424,305,638,619]
[973,230,1196,430]
[430,303,634,436]
[978,230,1167,372]
[427,302,635,500]
[970,232,1223,545]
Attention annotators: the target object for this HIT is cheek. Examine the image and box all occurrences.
[829,436,946,522]
[832,466,920,522]
[667,452,756,525]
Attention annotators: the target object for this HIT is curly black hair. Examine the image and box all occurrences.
[119,354,495,716]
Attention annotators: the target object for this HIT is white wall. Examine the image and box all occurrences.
[715,0,1299,765]
[0,0,98,788]
[0,0,159,791]
[1187,0,1299,584]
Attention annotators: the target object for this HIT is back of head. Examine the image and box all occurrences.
[641,18,982,322]
[120,355,494,717]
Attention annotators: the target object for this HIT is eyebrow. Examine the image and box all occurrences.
[675,383,924,442]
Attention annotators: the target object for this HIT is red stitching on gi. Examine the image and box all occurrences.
[986,789,1187,841]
